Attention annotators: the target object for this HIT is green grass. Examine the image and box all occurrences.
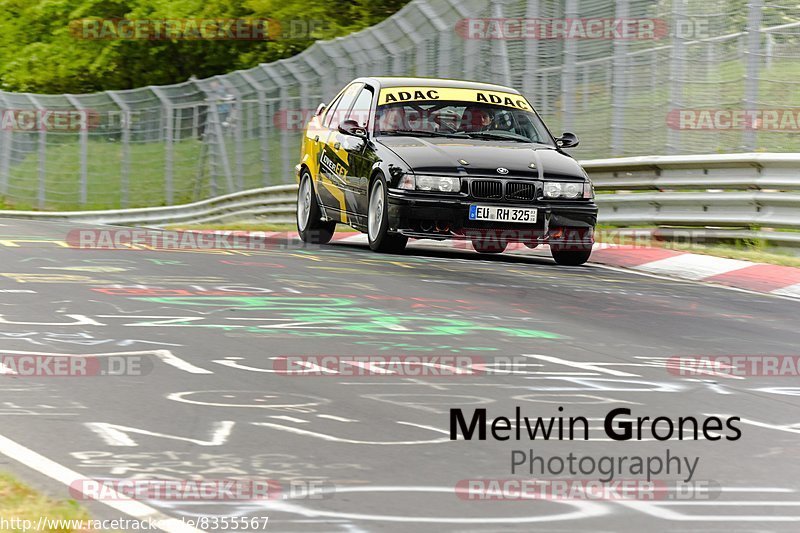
[0,472,90,532]
[1,132,297,211]
[166,222,357,232]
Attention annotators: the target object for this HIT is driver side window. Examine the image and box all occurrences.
[325,83,363,130]
[347,86,374,129]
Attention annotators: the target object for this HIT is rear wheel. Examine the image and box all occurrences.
[368,178,407,253]
[551,244,592,266]
[297,171,336,244]
[472,240,507,254]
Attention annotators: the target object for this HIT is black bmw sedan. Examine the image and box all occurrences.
[296,77,598,265]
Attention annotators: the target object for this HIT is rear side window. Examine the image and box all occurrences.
[324,83,363,129]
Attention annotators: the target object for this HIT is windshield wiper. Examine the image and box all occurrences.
[463,131,533,143]
[381,130,467,138]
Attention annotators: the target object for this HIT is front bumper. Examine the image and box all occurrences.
[386,190,597,245]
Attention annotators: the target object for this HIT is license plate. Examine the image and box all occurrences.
[469,205,537,224]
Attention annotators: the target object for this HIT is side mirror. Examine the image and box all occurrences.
[315,103,326,116]
[556,132,579,149]
[338,119,367,138]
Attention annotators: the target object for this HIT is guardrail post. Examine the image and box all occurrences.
[743,0,764,151]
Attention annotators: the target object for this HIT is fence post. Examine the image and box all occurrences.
[261,66,292,184]
[417,2,450,78]
[395,16,427,77]
[0,93,10,197]
[27,95,47,209]
[521,0,539,106]
[240,71,272,186]
[742,0,764,151]
[150,86,174,205]
[558,0,579,134]
[65,95,89,207]
[489,0,512,87]
[610,0,630,156]
[667,0,687,154]
[108,92,131,208]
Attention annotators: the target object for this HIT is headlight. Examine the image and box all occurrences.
[543,181,586,199]
[402,175,461,193]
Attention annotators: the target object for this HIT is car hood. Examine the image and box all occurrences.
[377,136,585,180]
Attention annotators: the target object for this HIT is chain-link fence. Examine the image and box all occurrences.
[0,0,798,210]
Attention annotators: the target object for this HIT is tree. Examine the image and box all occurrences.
[0,0,411,93]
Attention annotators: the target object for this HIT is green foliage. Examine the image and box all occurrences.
[0,0,411,93]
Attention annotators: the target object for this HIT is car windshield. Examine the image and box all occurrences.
[374,100,555,146]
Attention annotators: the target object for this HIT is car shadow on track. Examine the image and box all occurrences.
[329,239,591,268]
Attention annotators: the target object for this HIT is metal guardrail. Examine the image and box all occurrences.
[1,153,798,247]
[0,185,297,227]
[585,153,800,191]
[586,153,800,248]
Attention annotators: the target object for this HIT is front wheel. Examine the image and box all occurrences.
[297,171,336,244]
[551,245,592,266]
[368,178,407,253]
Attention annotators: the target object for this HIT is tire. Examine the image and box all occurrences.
[368,178,407,253]
[297,171,336,244]
[551,245,592,266]
[472,239,507,254]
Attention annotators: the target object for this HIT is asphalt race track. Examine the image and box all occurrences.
[0,218,799,532]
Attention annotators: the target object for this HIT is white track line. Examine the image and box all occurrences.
[0,433,203,533]
[772,283,800,299]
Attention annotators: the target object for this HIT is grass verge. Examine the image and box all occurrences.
[166,223,357,232]
[0,472,89,532]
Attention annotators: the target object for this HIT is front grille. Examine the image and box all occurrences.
[505,182,536,201]
[470,180,503,200]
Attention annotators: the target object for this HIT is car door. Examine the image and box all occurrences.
[336,84,377,226]
[318,82,362,222]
